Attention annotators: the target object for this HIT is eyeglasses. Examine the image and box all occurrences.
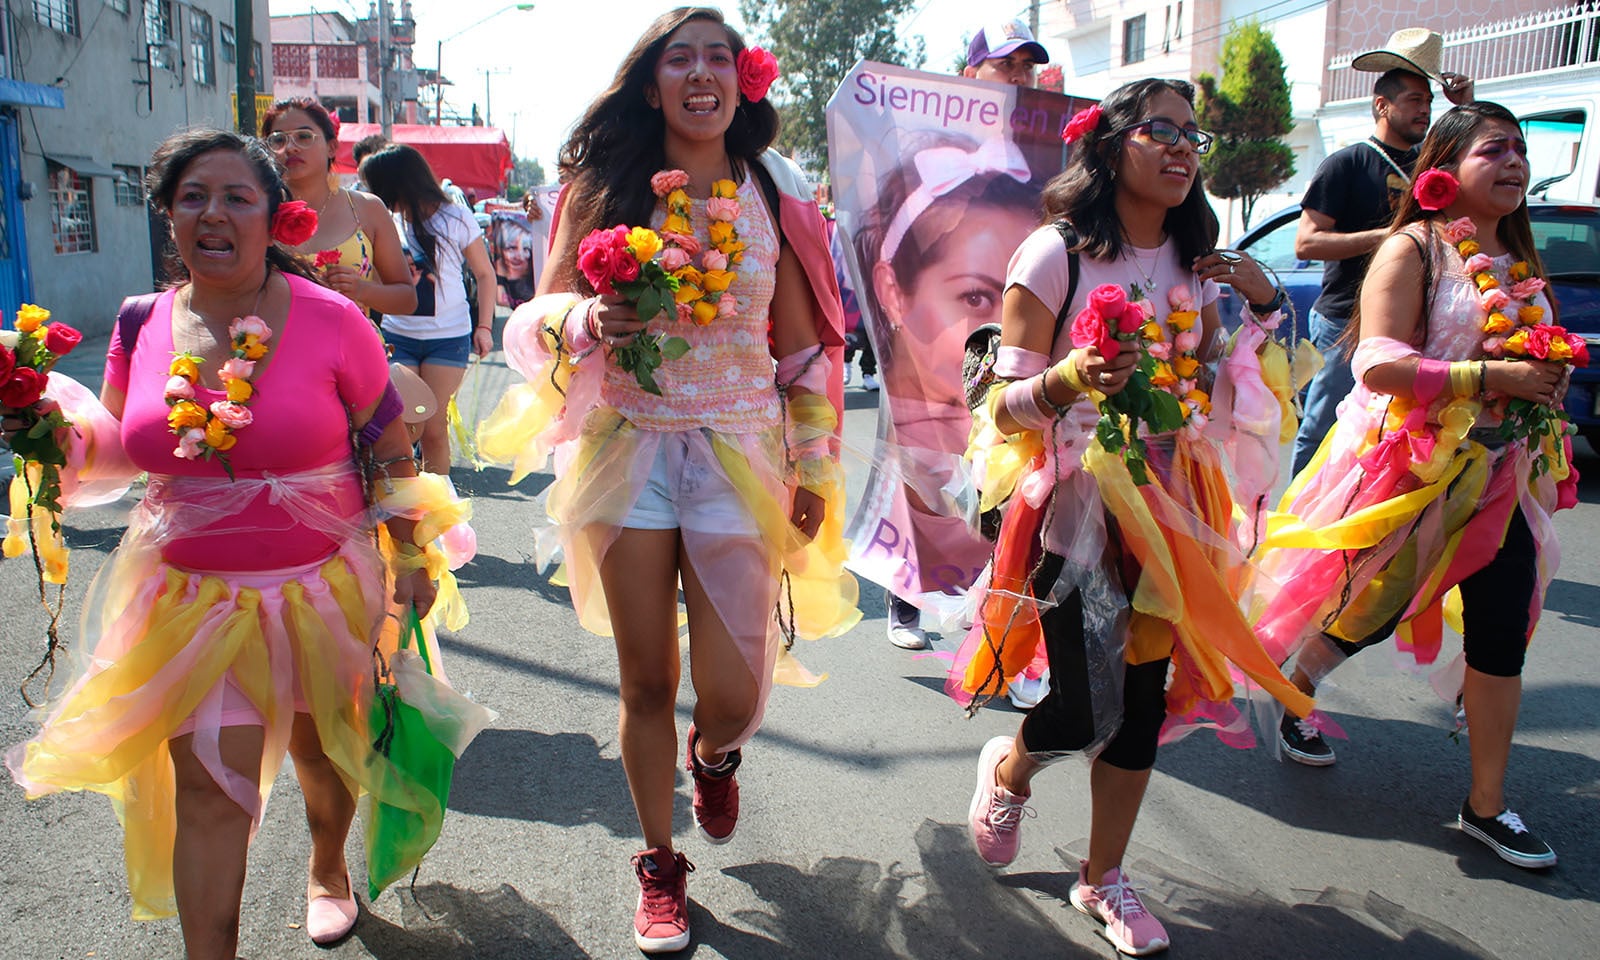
[264,129,321,151]
[1118,118,1215,154]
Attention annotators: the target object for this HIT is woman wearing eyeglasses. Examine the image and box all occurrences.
[261,99,417,317]
[956,78,1308,956]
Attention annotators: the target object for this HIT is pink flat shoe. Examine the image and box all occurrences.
[306,870,358,945]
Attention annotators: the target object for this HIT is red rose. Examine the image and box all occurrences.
[44,322,82,356]
[1412,169,1459,212]
[0,367,48,408]
[576,226,627,295]
[613,252,641,283]
[0,345,14,384]
[737,46,779,102]
[1522,324,1553,360]
[1565,332,1590,367]
[1061,103,1102,144]
[1086,283,1128,320]
[313,249,342,268]
[1117,302,1147,334]
[270,200,319,246]
[1069,307,1118,359]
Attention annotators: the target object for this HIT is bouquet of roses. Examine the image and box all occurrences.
[576,224,692,395]
[1069,284,1187,485]
[2,303,84,553]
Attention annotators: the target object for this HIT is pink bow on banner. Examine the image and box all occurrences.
[879,138,1033,261]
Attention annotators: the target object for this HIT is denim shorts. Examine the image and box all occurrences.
[385,332,471,369]
[622,433,758,535]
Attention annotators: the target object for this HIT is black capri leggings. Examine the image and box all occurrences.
[1329,507,1537,678]
[1020,551,1169,772]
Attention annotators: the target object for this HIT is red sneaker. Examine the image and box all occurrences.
[632,846,694,953]
[685,724,741,844]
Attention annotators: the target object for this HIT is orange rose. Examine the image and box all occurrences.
[1483,312,1514,334]
[663,214,691,235]
[702,269,735,293]
[1150,362,1178,389]
[1518,305,1545,326]
[710,179,738,199]
[674,283,705,304]
[1167,310,1198,332]
[241,336,269,360]
[203,417,236,451]
[708,221,734,245]
[225,378,254,402]
[1140,320,1164,342]
[1508,261,1531,282]
[1458,240,1481,258]
[1503,329,1529,355]
[1172,355,1201,379]
[167,400,208,430]
[169,355,201,381]
[691,300,718,325]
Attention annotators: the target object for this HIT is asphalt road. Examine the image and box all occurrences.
[1,334,1596,959]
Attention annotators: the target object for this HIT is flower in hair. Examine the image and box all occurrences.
[323,106,341,137]
[1412,168,1459,211]
[737,47,779,102]
[270,200,319,246]
[1062,104,1102,144]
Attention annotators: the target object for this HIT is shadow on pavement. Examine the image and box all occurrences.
[355,882,586,959]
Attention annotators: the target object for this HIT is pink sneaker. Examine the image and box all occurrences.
[967,735,1033,867]
[632,846,694,953]
[1070,862,1170,956]
[686,724,741,843]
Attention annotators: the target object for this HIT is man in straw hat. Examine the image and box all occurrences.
[1279,27,1473,766]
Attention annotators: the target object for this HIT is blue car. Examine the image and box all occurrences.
[1219,202,1600,447]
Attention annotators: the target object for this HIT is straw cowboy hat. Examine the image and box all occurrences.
[1351,28,1443,79]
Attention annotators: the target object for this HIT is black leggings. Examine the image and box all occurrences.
[1020,552,1169,772]
[1328,508,1536,678]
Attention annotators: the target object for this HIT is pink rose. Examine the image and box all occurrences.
[1509,277,1546,301]
[1061,103,1102,144]
[175,426,206,459]
[1565,332,1590,367]
[1069,307,1117,358]
[1412,169,1459,211]
[1086,283,1127,320]
[1482,336,1506,355]
[1523,324,1554,360]
[43,322,82,356]
[701,249,728,271]
[209,400,253,429]
[1117,302,1146,334]
[659,247,692,272]
[716,296,738,318]
[705,196,740,222]
[1167,285,1195,310]
[1173,329,1201,354]
[612,252,640,283]
[217,357,256,382]
[270,200,319,246]
[736,46,779,102]
[661,231,702,256]
[1147,341,1173,360]
[164,375,196,401]
[676,302,694,323]
[1441,216,1476,244]
[230,315,273,343]
[1463,253,1494,275]
[576,226,627,294]
[1479,288,1511,313]
[650,169,690,197]
[1177,378,1197,395]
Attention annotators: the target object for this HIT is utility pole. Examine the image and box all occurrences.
[1028,0,1040,35]
[377,0,393,136]
[234,0,256,134]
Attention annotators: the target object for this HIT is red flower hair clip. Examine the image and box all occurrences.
[1062,104,1102,144]
[737,47,779,103]
[271,200,319,246]
[1412,168,1460,211]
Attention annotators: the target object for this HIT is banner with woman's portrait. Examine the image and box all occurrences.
[827,61,1093,622]
[484,186,560,308]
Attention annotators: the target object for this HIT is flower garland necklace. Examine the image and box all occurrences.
[1141,284,1212,432]
[650,168,745,325]
[165,278,273,480]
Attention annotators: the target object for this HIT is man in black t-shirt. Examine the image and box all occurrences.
[1290,31,1474,478]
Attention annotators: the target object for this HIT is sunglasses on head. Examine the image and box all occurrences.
[264,129,321,151]
[1116,118,1215,154]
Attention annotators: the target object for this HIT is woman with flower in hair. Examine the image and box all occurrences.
[261,98,416,318]
[956,78,1312,956]
[1252,101,1573,871]
[4,129,485,958]
[476,6,855,953]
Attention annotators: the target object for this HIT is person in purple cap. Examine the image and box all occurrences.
[963,18,1050,87]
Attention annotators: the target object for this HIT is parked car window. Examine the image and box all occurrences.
[1532,211,1600,276]
[1522,111,1585,197]
[1240,212,1306,274]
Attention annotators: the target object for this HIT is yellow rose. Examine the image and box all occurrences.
[15,304,49,332]
[675,265,703,287]
[627,227,663,264]
[1518,305,1545,326]
[674,283,705,304]
[667,188,691,209]
[242,336,268,360]
[169,355,201,380]
[692,300,718,325]
[1167,310,1198,332]
[1173,355,1201,379]
[663,214,691,235]
[203,417,235,450]
[168,400,208,430]
[1150,362,1178,389]
[1140,320,1164,342]
[708,221,734,245]
[718,239,746,262]
[1474,273,1499,293]
[1508,261,1531,282]
[702,269,735,293]
[1185,388,1212,415]
[1458,240,1481,258]
[710,179,738,199]
[1482,312,1514,334]
[1547,337,1573,361]
[1503,329,1529,355]
[226,378,254,402]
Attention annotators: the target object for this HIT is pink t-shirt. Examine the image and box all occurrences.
[1005,226,1220,361]
[105,274,389,571]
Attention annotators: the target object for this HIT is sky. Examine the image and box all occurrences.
[266,0,1033,173]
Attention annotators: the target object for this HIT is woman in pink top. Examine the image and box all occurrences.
[4,129,484,959]
[478,8,856,952]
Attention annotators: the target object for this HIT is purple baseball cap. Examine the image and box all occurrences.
[967,19,1050,68]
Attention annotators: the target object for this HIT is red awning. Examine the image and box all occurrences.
[335,123,512,198]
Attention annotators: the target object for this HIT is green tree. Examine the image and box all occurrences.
[739,0,926,176]
[506,156,547,200]
[1196,22,1295,231]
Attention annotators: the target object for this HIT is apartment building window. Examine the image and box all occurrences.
[106,0,129,14]
[145,0,175,71]
[274,43,311,79]
[114,166,145,207]
[253,42,264,82]
[190,8,214,85]
[49,163,97,255]
[221,24,235,63]
[1123,14,1147,65]
[34,0,78,34]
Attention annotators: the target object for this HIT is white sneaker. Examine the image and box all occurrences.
[843,364,855,385]
[886,596,927,650]
[1007,670,1049,710]
[861,374,880,391]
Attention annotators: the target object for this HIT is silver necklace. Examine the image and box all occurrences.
[1128,241,1163,298]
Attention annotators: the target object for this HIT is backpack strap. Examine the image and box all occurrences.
[116,292,162,355]
[749,159,783,234]
[1051,220,1082,342]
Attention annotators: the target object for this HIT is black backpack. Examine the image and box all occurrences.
[961,220,1081,412]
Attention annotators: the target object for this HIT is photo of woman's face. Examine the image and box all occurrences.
[495,221,533,280]
[874,201,1036,451]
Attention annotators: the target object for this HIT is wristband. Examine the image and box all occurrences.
[1447,361,1478,398]
[1056,349,1092,394]
[1248,288,1287,316]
